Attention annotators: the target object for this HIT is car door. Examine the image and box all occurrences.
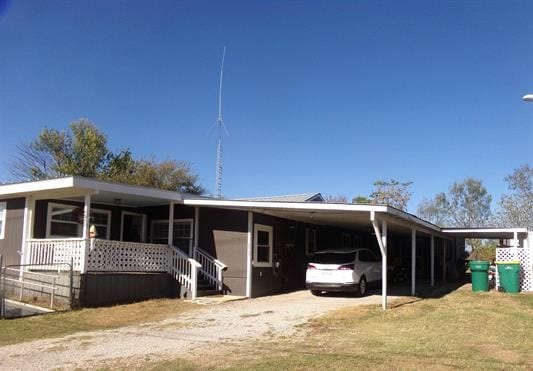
[358,249,381,282]
[367,249,382,282]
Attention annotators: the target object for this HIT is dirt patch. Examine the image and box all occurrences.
[475,344,522,363]
[0,291,388,370]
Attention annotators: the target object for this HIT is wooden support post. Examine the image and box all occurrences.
[80,194,91,274]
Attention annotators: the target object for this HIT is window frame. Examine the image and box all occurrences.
[150,218,194,251]
[0,202,6,240]
[253,224,273,267]
[46,202,111,239]
[305,228,317,256]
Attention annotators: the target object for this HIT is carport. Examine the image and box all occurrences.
[183,199,456,310]
[442,228,529,259]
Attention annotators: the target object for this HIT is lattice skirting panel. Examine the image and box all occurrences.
[87,240,169,272]
[496,248,532,292]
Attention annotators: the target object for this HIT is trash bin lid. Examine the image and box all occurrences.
[495,260,521,265]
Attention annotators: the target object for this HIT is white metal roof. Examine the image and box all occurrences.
[1,177,528,238]
[236,192,324,202]
[0,177,184,206]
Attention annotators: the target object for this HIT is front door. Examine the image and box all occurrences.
[121,212,146,242]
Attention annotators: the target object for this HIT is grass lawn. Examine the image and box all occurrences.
[149,286,533,370]
[0,298,196,347]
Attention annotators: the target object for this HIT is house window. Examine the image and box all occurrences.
[342,233,352,249]
[0,202,6,239]
[151,219,193,253]
[46,203,111,239]
[305,228,317,256]
[254,224,273,267]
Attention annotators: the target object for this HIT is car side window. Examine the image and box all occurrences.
[359,250,380,262]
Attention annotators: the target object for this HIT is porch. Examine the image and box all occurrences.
[24,238,226,300]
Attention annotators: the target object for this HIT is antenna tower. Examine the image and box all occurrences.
[215,46,227,199]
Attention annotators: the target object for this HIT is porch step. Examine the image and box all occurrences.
[197,277,222,297]
[197,289,224,297]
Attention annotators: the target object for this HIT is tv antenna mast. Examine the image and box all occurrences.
[215,46,228,199]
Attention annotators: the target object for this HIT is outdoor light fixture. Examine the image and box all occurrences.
[114,198,122,205]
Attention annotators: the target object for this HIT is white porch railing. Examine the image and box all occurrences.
[27,238,85,271]
[195,248,227,291]
[169,245,201,299]
[25,238,207,299]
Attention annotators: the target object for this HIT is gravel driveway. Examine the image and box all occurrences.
[0,290,392,370]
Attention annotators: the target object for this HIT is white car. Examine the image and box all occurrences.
[306,248,381,296]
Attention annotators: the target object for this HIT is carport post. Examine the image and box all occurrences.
[381,220,387,310]
[370,211,387,310]
[411,228,416,296]
[430,235,435,288]
[246,212,253,298]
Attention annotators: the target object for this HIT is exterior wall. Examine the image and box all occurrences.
[0,197,25,267]
[199,208,248,296]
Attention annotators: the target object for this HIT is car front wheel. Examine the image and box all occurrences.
[358,276,367,297]
[311,290,322,296]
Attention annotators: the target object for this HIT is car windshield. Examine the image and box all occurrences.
[311,252,356,264]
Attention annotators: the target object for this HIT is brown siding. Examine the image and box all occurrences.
[0,198,25,267]
[199,208,248,296]
[79,272,176,307]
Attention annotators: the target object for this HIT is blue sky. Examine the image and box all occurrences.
[0,0,532,212]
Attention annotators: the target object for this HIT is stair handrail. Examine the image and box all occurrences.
[168,244,201,299]
[194,247,227,291]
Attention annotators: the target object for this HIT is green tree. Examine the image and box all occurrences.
[496,164,532,229]
[369,179,413,211]
[417,178,492,228]
[418,178,493,252]
[352,195,371,204]
[130,159,204,194]
[10,119,204,194]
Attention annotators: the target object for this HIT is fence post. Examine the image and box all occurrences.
[69,257,74,309]
[50,276,55,309]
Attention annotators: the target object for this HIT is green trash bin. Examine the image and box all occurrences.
[497,261,521,293]
[469,260,490,292]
